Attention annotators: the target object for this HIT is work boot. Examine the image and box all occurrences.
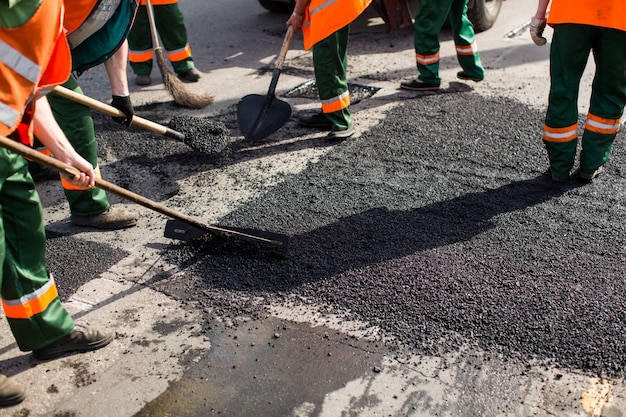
[400,79,440,91]
[577,166,604,183]
[326,126,356,142]
[71,206,139,229]
[178,68,201,82]
[135,74,152,86]
[456,71,484,82]
[298,112,333,130]
[0,375,25,408]
[32,326,114,361]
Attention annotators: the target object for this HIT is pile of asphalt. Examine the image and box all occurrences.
[164,91,626,378]
[168,115,230,155]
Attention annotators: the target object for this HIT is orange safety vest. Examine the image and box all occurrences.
[139,0,178,5]
[301,0,372,50]
[0,0,72,141]
[63,0,100,34]
[548,0,626,31]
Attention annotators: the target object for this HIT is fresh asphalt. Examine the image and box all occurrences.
[0,0,623,416]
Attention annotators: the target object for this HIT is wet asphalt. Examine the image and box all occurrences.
[41,87,626,415]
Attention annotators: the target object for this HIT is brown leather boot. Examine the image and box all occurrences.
[32,326,114,361]
[71,205,139,229]
[0,375,25,408]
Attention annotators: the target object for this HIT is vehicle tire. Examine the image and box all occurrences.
[467,0,503,33]
[257,0,292,13]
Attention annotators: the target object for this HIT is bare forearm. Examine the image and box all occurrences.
[104,40,130,96]
[286,0,309,30]
[533,0,550,19]
[33,95,95,187]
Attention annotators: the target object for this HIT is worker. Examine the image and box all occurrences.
[530,0,626,182]
[29,0,141,229]
[127,0,202,86]
[400,0,484,91]
[286,0,371,141]
[0,0,115,406]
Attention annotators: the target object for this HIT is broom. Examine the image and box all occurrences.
[144,0,213,109]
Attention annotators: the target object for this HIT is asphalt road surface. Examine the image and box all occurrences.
[0,1,624,416]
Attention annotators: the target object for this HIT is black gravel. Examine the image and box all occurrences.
[168,115,230,155]
[163,92,626,378]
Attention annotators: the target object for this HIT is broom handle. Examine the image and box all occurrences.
[0,135,285,245]
[145,0,161,50]
[52,86,185,141]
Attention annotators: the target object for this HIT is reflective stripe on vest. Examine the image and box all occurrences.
[2,276,59,320]
[67,0,123,49]
[585,113,623,135]
[63,0,101,34]
[542,123,578,143]
[0,40,40,83]
[0,0,71,137]
[321,90,350,114]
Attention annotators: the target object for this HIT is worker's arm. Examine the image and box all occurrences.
[533,0,550,19]
[530,0,550,46]
[104,40,134,126]
[33,95,96,189]
[286,0,309,31]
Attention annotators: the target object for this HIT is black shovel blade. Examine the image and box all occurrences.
[237,93,291,141]
[164,219,290,248]
[164,219,206,241]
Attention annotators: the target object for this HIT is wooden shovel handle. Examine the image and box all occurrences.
[0,135,285,246]
[52,86,185,142]
[276,25,295,71]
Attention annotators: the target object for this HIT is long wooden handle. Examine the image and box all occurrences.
[0,135,285,246]
[52,86,185,141]
[145,0,161,50]
[275,25,294,71]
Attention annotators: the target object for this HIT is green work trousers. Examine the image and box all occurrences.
[127,3,194,76]
[413,0,484,84]
[312,24,351,131]
[0,148,74,351]
[544,24,626,176]
[44,76,110,216]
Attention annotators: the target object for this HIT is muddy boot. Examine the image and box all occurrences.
[0,375,25,408]
[71,206,139,229]
[178,68,201,82]
[32,326,114,361]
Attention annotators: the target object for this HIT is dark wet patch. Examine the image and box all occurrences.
[132,316,384,417]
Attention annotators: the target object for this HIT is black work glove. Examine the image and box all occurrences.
[110,95,134,127]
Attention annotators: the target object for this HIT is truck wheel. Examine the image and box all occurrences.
[257,0,292,13]
[467,0,502,33]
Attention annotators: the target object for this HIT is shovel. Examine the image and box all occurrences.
[237,25,294,141]
[51,85,229,155]
[52,86,185,142]
[0,135,288,247]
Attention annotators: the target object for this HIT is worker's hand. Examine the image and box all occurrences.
[529,17,547,46]
[58,152,96,189]
[286,11,304,31]
[110,95,134,126]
